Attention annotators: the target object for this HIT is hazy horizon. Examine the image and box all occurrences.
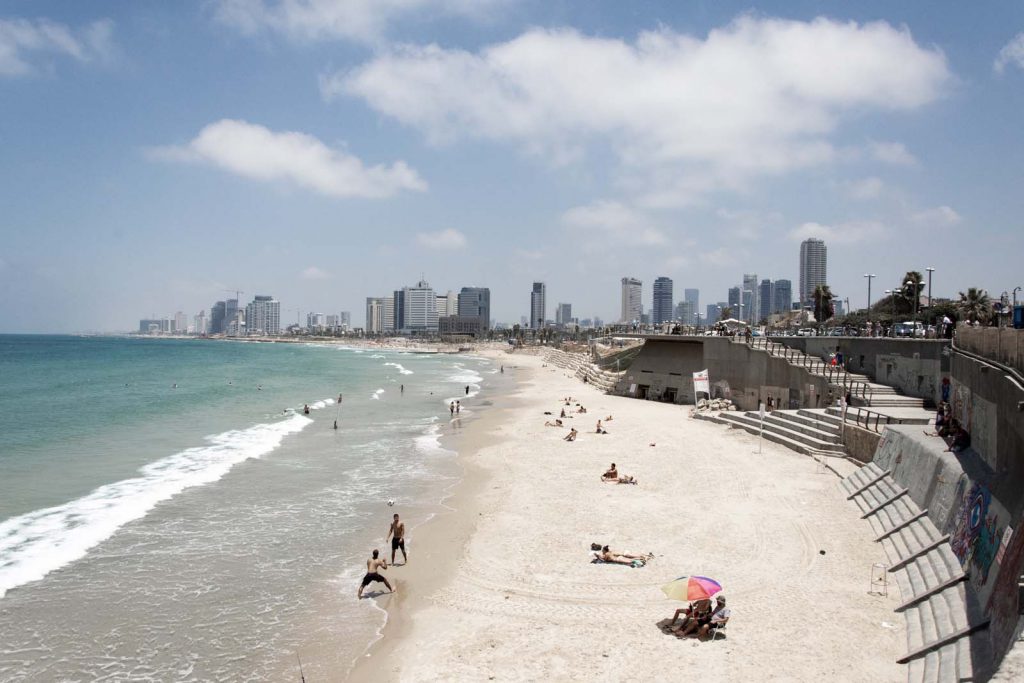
[2,1,1022,333]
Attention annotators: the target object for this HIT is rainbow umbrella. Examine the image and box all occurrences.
[661,576,723,602]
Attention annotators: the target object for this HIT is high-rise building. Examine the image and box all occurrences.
[684,289,699,326]
[382,296,395,331]
[706,304,720,324]
[225,299,239,327]
[833,297,845,317]
[727,287,740,312]
[307,312,326,329]
[246,295,280,335]
[652,277,673,325]
[397,280,438,332]
[339,311,351,329]
[758,279,774,322]
[193,310,208,335]
[799,238,827,307]
[675,301,694,326]
[210,301,226,334]
[173,311,188,334]
[366,297,385,333]
[530,282,546,329]
[620,277,642,323]
[555,303,573,326]
[773,279,792,314]
[457,287,491,331]
[742,274,759,324]
[436,291,458,317]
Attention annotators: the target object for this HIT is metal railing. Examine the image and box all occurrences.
[843,406,913,433]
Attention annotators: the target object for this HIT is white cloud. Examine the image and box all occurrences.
[0,17,115,77]
[416,228,467,249]
[789,220,885,244]
[300,266,332,280]
[151,119,426,199]
[213,0,503,43]
[561,200,667,246]
[334,16,949,202]
[995,32,1024,73]
[869,141,916,165]
[911,205,961,226]
[700,247,737,267]
[843,176,884,200]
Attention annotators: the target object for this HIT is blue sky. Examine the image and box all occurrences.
[1,0,1023,332]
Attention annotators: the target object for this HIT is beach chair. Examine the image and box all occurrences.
[709,619,729,641]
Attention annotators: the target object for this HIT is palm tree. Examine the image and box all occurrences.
[813,285,834,323]
[957,288,992,324]
[719,306,732,321]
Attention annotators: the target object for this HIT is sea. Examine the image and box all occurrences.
[0,335,499,681]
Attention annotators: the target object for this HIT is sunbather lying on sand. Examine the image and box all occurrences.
[604,415,613,421]
[599,545,652,565]
[544,419,563,427]
[601,463,636,484]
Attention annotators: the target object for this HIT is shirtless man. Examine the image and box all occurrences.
[357,549,394,598]
[599,545,652,565]
[387,513,407,564]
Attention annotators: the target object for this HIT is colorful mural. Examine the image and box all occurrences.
[949,479,1005,586]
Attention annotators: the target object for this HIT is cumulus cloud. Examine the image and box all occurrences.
[561,201,667,246]
[213,0,503,42]
[911,205,961,226]
[869,141,916,165]
[300,266,332,280]
[416,228,467,249]
[789,220,885,244]
[843,176,885,200]
[995,32,1024,73]
[0,17,115,77]
[332,16,949,202]
[150,119,426,199]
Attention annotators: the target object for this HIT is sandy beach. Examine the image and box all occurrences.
[348,350,903,682]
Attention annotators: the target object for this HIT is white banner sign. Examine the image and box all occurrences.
[693,370,710,396]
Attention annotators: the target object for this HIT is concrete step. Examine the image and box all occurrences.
[743,412,842,444]
[769,410,842,437]
[840,462,885,495]
[719,412,845,453]
[716,413,845,456]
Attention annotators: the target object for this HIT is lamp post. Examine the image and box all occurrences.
[864,273,876,312]
[906,280,920,334]
[925,267,935,311]
[884,289,894,336]
[1014,286,1021,308]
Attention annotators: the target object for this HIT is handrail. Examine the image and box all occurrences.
[951,335,1024,390]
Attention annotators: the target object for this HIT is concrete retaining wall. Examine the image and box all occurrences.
[841,424,882,464]
[958,326,1024,377]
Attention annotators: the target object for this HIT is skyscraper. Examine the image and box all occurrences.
[620,277,642,323]
[210,301,226,334]
[397,280,438,332]
[742,274,759,324]
[706,304,720,324]
[530,282,546,329]
[684,289,699,325]
[555,302,573,326]
[652,277,673,325]
[773,279,792,314]
[457,287,491,330]
[799,238,827,307]
[727,287,740,315]
[366,297,385,333]
[759,279,774,321]
[245,295,280,335]
[675,301,694,325]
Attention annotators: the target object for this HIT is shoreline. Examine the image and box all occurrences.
[348,350,525,679]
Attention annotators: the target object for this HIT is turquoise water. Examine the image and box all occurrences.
[0,335,498,680]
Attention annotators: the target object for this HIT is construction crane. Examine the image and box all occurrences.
[223,289,245,303]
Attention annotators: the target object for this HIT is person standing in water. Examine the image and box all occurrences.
[450,401,455,417]
[456,400,461,414]
[357,549,394,598]
[303,404,310,415]
[387,513,407,564]
[400,384,404,395]
[465,385,470,396]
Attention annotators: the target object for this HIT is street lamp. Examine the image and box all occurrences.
[1014,286,1021,308]
[884,289,894,336]
[864,273,876,312]
[906,280,920,332]
[925,267,935,311]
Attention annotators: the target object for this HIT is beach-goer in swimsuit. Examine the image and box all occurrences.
[357,549,394,598]
[303,404,310,415]
[563,427,578,442]
[387,513,407,564]
[450,401,455,417]
[599,546,652,565]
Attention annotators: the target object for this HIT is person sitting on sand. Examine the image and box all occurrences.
[696,596,731,640]
[577,406,587,414]
[563,427,578,442]
[596,419,607,434]
[672,598,712,636]
[604,415,613,421]
[560,408,567,418]
[599,545,652,565]
[601,463,636,484]
[357,549,394,599]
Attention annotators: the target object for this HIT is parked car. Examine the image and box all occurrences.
[893,321,925,338]
[797,328,817,337]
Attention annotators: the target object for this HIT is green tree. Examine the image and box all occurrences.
[719,307,732,321]
[813,285,835,323]
[957,288,992,324]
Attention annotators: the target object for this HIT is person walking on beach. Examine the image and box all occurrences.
[400,384,404,395]
[357,549,394,598]
[387,513,407,564]
[465,385,470,396]
[450,401,455,417]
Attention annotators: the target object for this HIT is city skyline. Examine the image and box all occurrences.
[2,2,1023,332]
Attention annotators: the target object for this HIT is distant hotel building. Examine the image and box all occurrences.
[652,277,673,325]
[621,277,642,323]
[245,295,280,335]
[530,282,546,329]
[799,238,827,307]
[457,287,490,331]
[555,302,573,327]
[365,297,385,333]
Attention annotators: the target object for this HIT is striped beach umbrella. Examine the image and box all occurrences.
[660,575,723,602]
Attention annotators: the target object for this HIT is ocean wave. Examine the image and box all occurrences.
[370,354,385,359]
[383,362,413,375]
[0,413,312,600]
[371,389,385,400]
[414,424,452,457]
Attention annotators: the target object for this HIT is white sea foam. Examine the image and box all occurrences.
[383,362,413,375]
[0,413,312,599]
[414,424,452,456]
[370,354,385,359]
[371,389,385,400]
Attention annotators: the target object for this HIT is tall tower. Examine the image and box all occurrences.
[620,277,642,323]
[684,288,699,325]
[799,238,827,307]
[652,277,673,325]
[530,282,546,329]
[742,274,759,324]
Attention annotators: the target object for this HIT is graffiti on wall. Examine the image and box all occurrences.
[949,479,1005,586]
[952,384,973,432]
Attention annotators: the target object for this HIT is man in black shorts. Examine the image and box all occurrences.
[387,513,407,564]
[357,549,393,599]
